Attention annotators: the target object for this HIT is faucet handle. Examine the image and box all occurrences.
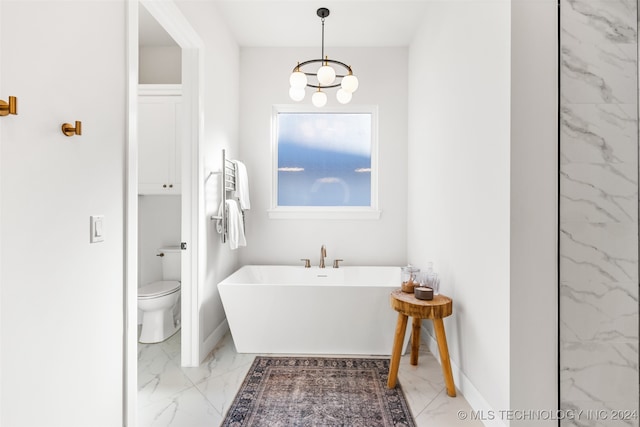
[333,259,343,269]
[300,258,311,268]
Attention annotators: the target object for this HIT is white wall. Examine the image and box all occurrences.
[175,0,240,360]
[408,0,559,422]
[239,47,408,267]
[139,46,181,84]
[0,1,125,425]
[510,0,557,423]
[138,195,181,286]
[408,0,512,417]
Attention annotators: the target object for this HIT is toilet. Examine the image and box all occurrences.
[138,247,181,343]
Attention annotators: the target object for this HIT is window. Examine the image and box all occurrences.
[270,105,379,219]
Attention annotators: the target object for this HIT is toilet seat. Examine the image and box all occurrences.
[138,280,180,299]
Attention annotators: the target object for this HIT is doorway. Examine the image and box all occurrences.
[126,1,204,425]
[137,3,183,350]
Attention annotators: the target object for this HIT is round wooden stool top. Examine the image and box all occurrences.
[390,289,452,320]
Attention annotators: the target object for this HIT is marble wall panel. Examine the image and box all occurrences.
[561,162,637,222]
[560,103,636,166]
[561,281,639,342]
[560,0,638,421]
[560,399,640,427]
[561,341,638,402]
[560,222,638,283]
[561,0,637,104]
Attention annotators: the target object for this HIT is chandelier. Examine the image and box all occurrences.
[288,7,359,107]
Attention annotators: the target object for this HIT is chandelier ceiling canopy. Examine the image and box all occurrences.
[288,8,359,108]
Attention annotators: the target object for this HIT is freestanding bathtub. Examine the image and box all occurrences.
[217,265,411,355]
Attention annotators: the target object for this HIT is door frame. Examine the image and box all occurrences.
[125,1,204,425]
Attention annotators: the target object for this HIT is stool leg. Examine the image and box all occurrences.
[410,317,422,366]
[433,317,456,397]
[387,313,408,388]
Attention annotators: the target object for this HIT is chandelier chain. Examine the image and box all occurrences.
[321,17,325,65]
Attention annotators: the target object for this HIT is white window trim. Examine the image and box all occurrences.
[269,104,380,220]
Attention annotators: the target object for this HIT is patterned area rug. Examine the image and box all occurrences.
[221,356,416,427]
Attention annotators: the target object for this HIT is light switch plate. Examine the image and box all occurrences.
[90,215,104,243]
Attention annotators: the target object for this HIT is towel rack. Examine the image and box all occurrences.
[210,149,237,243]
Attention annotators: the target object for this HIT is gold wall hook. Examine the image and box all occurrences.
[0,96,17,116]
[61,121,82,137]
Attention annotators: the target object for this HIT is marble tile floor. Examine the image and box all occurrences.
[138,332,483,427]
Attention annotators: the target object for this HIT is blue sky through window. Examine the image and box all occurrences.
[277,112,372,207]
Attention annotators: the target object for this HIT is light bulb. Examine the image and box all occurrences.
[317,65,336,86]
[289,86,305,102]
[289,70,307,89]
[341,74,359,93]
[336,89,352,104]
[312,90,327,108]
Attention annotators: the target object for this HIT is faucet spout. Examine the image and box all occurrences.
[319,245,327,268]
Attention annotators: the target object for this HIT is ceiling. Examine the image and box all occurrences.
[139,1,431,48]
[139,5,179,47]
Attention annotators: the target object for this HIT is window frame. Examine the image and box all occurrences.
[269,104,380,220]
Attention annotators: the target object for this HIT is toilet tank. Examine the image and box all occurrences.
[159,247,181,281]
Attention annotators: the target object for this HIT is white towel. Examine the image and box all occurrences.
[232,160,251,210]
[225,199,246,250]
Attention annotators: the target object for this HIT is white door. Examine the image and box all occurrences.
[0,2,125,426]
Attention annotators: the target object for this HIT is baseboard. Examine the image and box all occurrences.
[200,319,229,363]
[422,326,507,427]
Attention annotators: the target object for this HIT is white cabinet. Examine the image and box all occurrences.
[138,85,182,195]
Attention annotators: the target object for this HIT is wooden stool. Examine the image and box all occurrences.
[387,289,456,397]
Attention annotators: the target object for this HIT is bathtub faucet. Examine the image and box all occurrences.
[319,244,327,268]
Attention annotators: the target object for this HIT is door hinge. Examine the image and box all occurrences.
[181,242,187,250]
